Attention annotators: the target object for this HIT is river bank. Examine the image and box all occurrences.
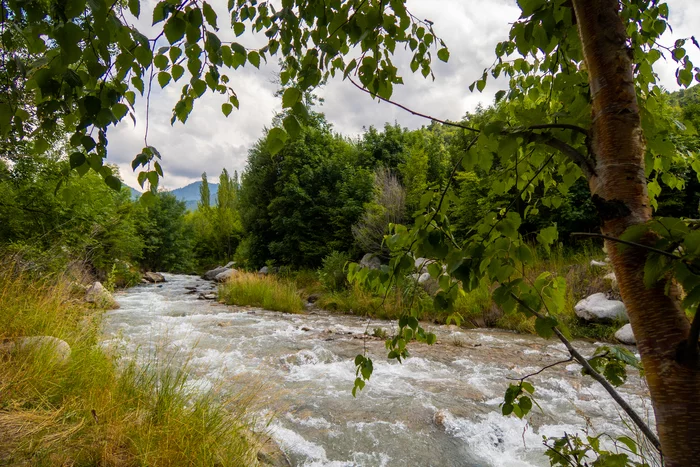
[104,274,654,467]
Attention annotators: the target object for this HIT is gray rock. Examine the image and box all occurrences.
[0,336,71,365]
[590,259,608,268]
[307,293,320,303]
[203,266,227,281]
[198,293,218,300]
[603,272,618,291]
[615,324,636,345]
[418,272,439,295]
[214,268,238,283]
[259,266,269,274]
[415,257,433,274]
[360,253,381,270]
[85,282,119,309]
[224,261,235,269]
[143,272,166,283]
[574,293,628,322]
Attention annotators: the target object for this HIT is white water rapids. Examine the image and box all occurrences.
[102,274,653,467]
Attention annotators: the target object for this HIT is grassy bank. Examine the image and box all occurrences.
[0,263,263,466]
[219,272,304,313]
[244,244,622,341]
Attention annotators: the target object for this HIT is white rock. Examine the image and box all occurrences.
[590,260,608,268]
[1,336,71,365]
[224,261,236,269]
[418,272,439,295]
[214,268,238,282]
[574,293,628,322]
[415,257,432,273]
[259,266,269,274]
[615,323,636,345]
[85,282,118,309]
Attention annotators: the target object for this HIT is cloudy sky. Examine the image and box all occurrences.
[108,0,700,190]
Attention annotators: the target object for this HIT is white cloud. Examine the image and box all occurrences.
[111,0,700,190]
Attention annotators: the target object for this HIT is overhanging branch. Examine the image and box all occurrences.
[510,293,662,453]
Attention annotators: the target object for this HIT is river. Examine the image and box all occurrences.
[102,274,653,467]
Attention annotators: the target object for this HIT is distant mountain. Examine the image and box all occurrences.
[127,186,141,199]
[169,181,219,211]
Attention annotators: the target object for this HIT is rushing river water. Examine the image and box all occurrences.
[102,274,653,467]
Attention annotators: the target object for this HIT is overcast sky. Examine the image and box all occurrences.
[108,0,700,190]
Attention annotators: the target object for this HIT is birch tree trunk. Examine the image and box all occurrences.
[571,0,700,464]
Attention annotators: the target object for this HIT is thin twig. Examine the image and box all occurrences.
[507,357,574,381]
[570,232,679,259]
[527,123,588,136]
[510,292,662,453]
[348,77,479,132]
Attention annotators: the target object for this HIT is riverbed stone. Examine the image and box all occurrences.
[259,266,269,275]
[574,293,628,322]
[0,336,71,365]
[143,272,166,283]
[203,266,228,281]
[615,324,636,345]
[85,281,119,309]
[418,272,439,295]
[360,253,381,270]
[603,272,618,291]
[214,268,238,283]
[590,259,608,268]
[198,292,218,300]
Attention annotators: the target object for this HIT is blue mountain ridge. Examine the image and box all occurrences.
[127,181,219,211]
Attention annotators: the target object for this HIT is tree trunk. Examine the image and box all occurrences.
[571,0,700,464]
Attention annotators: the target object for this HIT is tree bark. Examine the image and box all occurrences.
[571,0,700,464]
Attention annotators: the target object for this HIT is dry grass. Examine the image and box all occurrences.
[0,260,263,466]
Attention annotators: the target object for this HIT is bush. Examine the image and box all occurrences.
[318,251,351,291]
[219,272,304,313]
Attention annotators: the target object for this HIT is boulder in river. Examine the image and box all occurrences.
[360,253,381,270]
[215,268,238,283]
[615,324,636,345]
[143,272,166,283]
[0,336,71,365]
[198,292,218,300]
[574,293,628,322]
[204,266,228,281]
[85,281,119,309]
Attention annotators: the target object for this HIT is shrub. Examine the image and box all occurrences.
[219,272,304,313]
[318,251,351,291]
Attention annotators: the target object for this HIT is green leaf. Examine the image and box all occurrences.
[534,316,557,339]
[437,48,449,62]
[104,175,122,192]
[128,0,140,17]
[69,152,86,169]
[283,115,302,138]
[158,72,171,88]
[202,1,218,29]
[171,64,184,81]
[248,51,261,68]
[221,103,233,117]
[234,22,245,37]
[154,54,169,69]
[282,88,302,108]
[164,16,187,44]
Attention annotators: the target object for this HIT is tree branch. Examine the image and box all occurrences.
[536,134,596,179]
[687,305,700,361]
[510,293,662,453]
[527,123,588,136]
[570,232,679,259]
[507,357,574,381]
[348,77,478,132]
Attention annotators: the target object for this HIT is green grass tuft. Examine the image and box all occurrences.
[219,272,304,313]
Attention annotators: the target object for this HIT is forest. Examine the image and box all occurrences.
[2,0,700,465]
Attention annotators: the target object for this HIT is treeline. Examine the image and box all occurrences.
[1,87,698,279]
[190,86,700,271]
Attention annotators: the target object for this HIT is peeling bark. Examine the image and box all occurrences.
[571,0,700,464]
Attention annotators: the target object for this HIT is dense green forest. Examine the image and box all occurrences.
[2,87,698,280]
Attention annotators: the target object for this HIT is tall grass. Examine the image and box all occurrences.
[219,272,304,313]
[0,260,263,466]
